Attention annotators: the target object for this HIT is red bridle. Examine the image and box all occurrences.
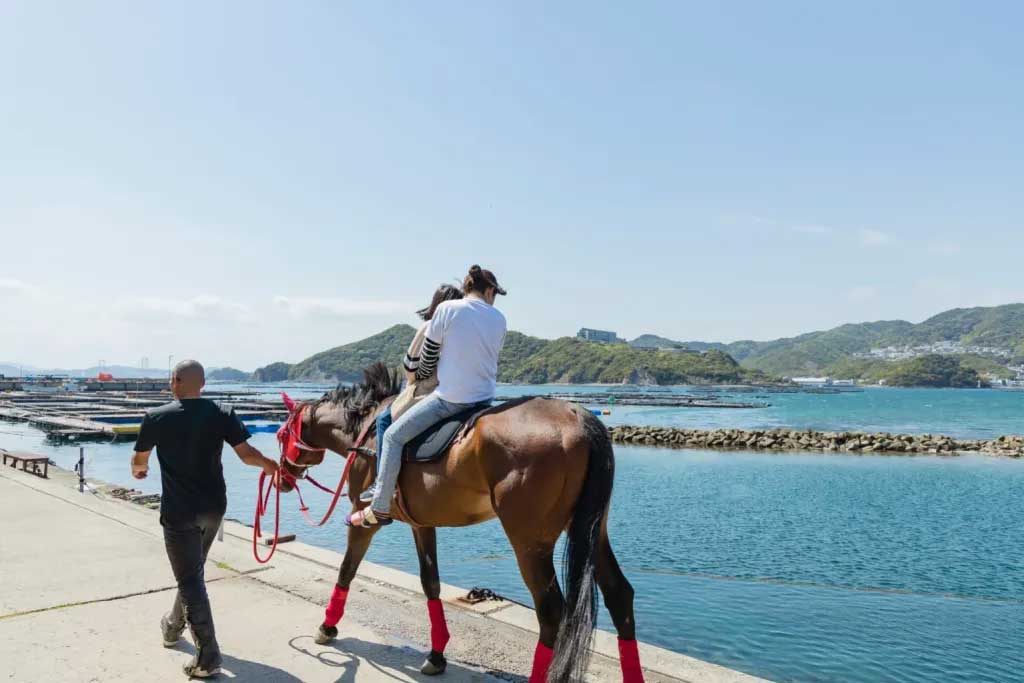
[252,393,375,564]
[277,392,326,474]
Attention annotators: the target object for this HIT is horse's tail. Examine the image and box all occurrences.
[549,409,615,683]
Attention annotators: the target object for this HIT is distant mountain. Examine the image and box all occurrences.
[630,334,686,350]
[504,337,757,384]
[628,304,1024,377]
[255,324,754,386]
[207,367,250,381]
[280,324,418,382]
[252,362,292,382]
[247,303,1024,387]
[497,331,551,380]
[0,364,167,379]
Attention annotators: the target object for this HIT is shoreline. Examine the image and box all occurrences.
[610,426,1024,457]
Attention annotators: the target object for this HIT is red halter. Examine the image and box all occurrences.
[252,392,375,564]
[277,392,326,470]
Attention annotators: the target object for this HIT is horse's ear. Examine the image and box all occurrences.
[282,392,297,413]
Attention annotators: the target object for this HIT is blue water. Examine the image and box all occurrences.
[2,385,1023,683]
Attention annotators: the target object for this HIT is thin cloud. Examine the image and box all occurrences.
[791,224,834,236]
[860,229,892,247]
[272,296,408,319]
[115,295,251,323]
[721,213,835,236]
[928,241,961,255]
[0,278,42,296]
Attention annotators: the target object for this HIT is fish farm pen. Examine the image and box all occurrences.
[0,390,287,442]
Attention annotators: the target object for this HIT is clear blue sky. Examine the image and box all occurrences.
[1,2,1022,370]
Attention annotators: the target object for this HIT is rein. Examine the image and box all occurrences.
[252,398,375,564]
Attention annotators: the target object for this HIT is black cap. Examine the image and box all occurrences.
[480,267,506,295]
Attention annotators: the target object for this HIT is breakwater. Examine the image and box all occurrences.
[609,425,1024,457]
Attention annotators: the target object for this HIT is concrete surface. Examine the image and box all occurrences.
[0,464,770,683]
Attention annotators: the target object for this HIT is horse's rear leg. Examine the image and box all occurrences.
[596,528,645,683]
[510,540,564,683]
[412,526,449,675]
[315,524,378,644]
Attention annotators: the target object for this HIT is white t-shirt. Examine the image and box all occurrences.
[424,298,507,404]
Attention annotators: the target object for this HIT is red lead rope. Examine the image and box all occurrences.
[252,404,374,564]
[252,451,357,564]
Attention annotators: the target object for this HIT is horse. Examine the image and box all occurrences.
[277,363,644,683]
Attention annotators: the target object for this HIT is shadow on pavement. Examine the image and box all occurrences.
[288,634,523,683]
[177,641,306,682]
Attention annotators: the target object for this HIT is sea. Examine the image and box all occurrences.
[2,384,1022,683]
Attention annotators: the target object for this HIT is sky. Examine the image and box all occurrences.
[1,2,1022,370]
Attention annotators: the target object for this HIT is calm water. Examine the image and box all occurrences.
[2,385,1023,683]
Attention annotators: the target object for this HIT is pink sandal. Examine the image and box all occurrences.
[345,508,393,528]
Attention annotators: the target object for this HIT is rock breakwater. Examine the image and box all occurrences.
[609,426,1024,457]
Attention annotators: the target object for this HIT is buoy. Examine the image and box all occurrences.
[602,409,611,415]
[590,409,602,416]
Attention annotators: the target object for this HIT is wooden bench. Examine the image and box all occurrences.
[1,451,50,479]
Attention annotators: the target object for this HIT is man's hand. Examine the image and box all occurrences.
[131,451,150,480]
[261,458,279,477]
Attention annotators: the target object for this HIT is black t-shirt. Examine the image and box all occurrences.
[134,399,251,522]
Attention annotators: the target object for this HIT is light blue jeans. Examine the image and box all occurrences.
[370,393,472,516]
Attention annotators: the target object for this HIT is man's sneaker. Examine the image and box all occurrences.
[183,657,222,678]
[161,613,185,648]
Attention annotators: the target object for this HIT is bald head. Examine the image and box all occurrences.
[171,359,205,398]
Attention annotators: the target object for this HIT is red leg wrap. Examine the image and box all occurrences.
[528,642,554,683]
[618,638,645,683]
[323,586,349,627]
[427,599,450,653]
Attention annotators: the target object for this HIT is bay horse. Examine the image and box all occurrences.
[278,363,644,683]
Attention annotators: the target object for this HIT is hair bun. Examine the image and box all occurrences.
[469,265,482,275]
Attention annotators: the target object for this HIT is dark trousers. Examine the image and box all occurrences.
[163,511,224,667]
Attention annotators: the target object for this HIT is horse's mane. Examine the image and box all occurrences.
[312,362,403,436]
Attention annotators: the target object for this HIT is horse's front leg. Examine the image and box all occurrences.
[315,524,378,644]
[412,526,449,675]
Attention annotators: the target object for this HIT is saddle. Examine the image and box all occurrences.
[401,402,493,463]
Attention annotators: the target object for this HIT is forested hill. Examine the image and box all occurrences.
[631,304,1024,377]
[251,304,1024,385]
[253,326,762,385]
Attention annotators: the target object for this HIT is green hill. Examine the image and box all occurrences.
[286,324,417,381]
[249,303,1024,386]
[252,362,292,382]
[902,305,1024,354]
[260,328,755,385]
[207,367,250,381]
[883,355,983,388]
[739,320,916,375]
[633,304,1024,377]
[825,353,1011,384]
[497,331,551,381]
[502,338,755,385]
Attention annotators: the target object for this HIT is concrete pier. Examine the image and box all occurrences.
[0,464,770,682]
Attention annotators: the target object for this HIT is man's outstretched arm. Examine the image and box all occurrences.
[233,441,278,476]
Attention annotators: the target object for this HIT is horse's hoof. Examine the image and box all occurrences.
[314,624,338,645]
[420,650,447,675]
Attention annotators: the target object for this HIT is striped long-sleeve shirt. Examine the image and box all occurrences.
[401,322,439,382]
[415,336,441,382]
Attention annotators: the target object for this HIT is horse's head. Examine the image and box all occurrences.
[276,393,327,493]
[275,364,402,492]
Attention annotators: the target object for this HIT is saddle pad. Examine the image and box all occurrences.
[402,403,492,463]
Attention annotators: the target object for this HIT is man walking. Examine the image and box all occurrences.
[131,359,278,678]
